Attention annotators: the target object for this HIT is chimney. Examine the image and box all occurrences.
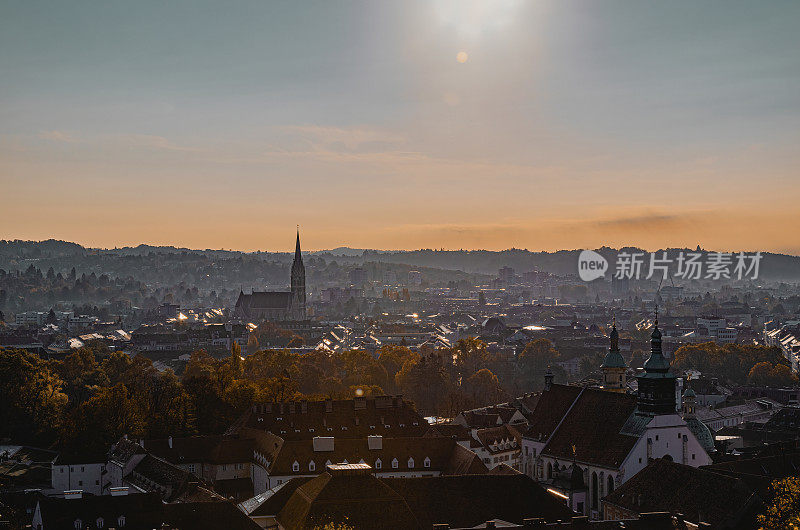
[64,490,83,500]
[109,487,129,496]
[368,435,383,450]
[168,436,173,449]
[325,398,333,413]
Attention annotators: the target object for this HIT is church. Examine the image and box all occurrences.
[234,231,307,323]
[521,317,713,520]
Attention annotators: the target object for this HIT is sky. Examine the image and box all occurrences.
[1,0,799,253]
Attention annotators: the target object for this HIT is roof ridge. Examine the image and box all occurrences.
[541,386,585,452]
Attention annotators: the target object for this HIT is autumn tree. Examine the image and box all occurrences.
[759,476,800,530]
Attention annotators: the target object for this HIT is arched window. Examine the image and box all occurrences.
[375,459,382,470]
[308,461,315,472]
[292,461,299,472]
[423,457,431,468]
[96,517,104,529]
[74,520,82,530]
[591,472,598,510]
[392,458,399,469]
[607,474,615,495]
[546,462,553,479]
[117,515,126,527]
[408,457,415,469]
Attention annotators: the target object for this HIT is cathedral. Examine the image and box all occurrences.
[234,231,307,323]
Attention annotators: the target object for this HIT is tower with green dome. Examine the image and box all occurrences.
[636,313,677,415]
[601,320,627,393]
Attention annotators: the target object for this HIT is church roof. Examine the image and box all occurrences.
[237,291,292,309]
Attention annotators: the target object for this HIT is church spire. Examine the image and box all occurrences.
[294,226,302,264]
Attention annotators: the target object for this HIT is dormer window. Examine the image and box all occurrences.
[292,461,300,472]
[424,457,431,468]
[408,457,415,468]
[375,459,382,470]
[392,458,399,469]
[309,461,315,472]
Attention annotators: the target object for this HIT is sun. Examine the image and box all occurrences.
[456,51,469,63]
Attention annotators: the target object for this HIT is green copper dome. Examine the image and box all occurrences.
[602,325,626,368]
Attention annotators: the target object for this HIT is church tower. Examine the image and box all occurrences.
[636,313,677,415]
[290,229,306,320]
[601,320,627,392]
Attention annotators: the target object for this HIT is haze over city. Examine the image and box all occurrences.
[2,0,800,253]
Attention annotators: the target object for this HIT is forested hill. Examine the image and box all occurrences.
[2,240,799,281]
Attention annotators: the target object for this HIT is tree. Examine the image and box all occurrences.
[463,368,505,407]
[759,476,800,530]
[451,338,490,380]
[518,338,560,389]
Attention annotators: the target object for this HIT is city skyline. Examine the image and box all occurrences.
[2,1,800,253]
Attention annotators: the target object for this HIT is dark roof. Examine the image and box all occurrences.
[162,500,261,530]
[523,384,582,442]
[235,395,427,441]
[275,471,575,529]
[238,477,314,517]
[278,471,420,529]
[108,437,146,465]
[36,493,164,529]
[386,474,575,528]
[144,435,253,465]
[236,291,291,310]
[540,387,638,468]
[260,434,474,476]
[603,458,759,530]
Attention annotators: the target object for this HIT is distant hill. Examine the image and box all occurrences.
[2,240,799,281]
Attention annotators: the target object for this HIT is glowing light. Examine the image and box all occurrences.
[434,0,521,37]
[355,388,364,397]
[456,51,469,63]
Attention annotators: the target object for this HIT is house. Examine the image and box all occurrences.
[31,490,261,530]
[240,462,574,529]
[50,451,111,496]
[143,435,254,500]
[602,458,761,529]
[246,429,487,494]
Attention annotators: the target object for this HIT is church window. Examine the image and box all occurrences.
[607,475,615,494]
[591,472,598,510]
[118,516,126,527]
[96,518,104,529]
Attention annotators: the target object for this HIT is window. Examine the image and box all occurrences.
[222,465,227,471]
[81,466,85,472]
[692,454,696,460]
[375,459,382,470]
[309,461,316,472]
[655,435,659,441]
[292,461,300,472]
[678,433,681,439]
[78,480,83,486]
[188,464,195,473]
[74,520,82,530]
[96,517,104,528]
[118,515,126,527]
[392,458,399,469]
[95,480,99,485]
[424,457,431,468]
[408,457,414,469]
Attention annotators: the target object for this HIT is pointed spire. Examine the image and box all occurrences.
[295,226,302,260]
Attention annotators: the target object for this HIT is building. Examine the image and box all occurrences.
[31,490,260,530]
[521,319,713,519]
[238,463,574,529]
[602,458,761,529]
[234,231,306,323]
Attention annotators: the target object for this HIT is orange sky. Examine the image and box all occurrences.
[2,1,799,254]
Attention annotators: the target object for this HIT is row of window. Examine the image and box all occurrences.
[290,457,432,473]
[72,516,125,529]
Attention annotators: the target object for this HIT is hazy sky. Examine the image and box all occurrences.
[2,1,799,253]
